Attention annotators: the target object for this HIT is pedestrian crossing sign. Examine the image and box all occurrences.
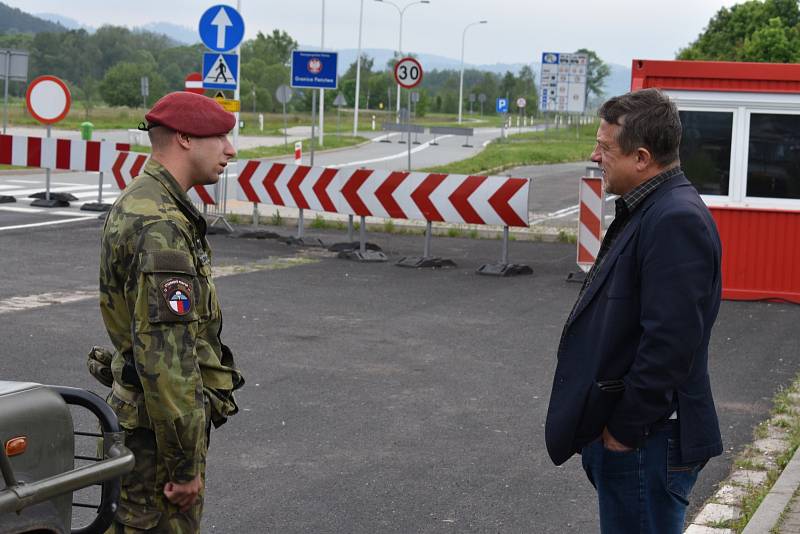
[203,52,238,90]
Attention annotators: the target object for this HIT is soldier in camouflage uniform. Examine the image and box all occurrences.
[99,92,244,533]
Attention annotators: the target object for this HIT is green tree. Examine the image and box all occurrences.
[741,17,800,62]
[678,0,800,61]
[241,30,297,66]
[100,62,166,108]
[575,48,610,98]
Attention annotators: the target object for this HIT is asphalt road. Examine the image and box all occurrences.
[0,220,798,532]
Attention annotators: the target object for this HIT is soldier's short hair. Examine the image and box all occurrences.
[599,88,682,167]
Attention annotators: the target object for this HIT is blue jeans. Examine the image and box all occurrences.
[581,421,707,533]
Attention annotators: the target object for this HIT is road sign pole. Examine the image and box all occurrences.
[348,215,354,242]
[310,90,317,167]
[45,125,51,201]
[282,100,288,147]
[423,221,432,258]
[2,50,9,134]
[407,90,412,172]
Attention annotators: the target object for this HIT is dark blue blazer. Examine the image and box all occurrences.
[545,173,724,466]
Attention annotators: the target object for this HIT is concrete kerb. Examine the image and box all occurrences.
[742,445,800,533]
[684,377,800,534]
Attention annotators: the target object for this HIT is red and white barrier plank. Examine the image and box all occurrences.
[577,176,604,272]
[237,162,530,228]
[0,134,130,172]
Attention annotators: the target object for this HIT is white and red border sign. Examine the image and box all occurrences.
[26,75,71,125]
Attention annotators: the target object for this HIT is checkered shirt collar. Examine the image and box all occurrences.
[618,165,682,214]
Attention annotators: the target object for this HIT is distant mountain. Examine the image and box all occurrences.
[0,2,66,34]
[34,12,90,32]
[141,22,197,45]
[334,47,631,98]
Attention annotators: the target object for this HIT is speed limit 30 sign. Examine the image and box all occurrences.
[394,57,423,89]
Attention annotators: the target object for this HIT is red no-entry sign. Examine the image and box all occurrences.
[185,72,204,95]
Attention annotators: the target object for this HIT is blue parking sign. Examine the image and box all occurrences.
[291,50,338,90]
[496,98,509,114]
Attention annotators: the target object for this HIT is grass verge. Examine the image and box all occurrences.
[422,121,598,175]
[238,135,367,159]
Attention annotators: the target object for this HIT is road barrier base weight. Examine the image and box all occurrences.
[283,235,325,247]
[29,191,76,208]
[337,249,388,262]
[80,202,112,212]
[205,215,234,235]
[30,197,69,208]
[476,226,531,277]
[395,221,455,269]
[238,230,282,240]
[396,256,456,269]
[328,241,382,253]
[476,263,532,277]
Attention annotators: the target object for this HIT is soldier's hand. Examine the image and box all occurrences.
[163,474,203,512]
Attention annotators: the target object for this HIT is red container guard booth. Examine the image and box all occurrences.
[632,59,800,304]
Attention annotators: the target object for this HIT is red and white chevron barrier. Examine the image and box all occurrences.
[577,176,604,272]
[111,152,216,205]
[237,162,530,227]
[0,134,130,172]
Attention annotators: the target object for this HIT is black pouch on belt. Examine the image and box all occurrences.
[86,345,114,387]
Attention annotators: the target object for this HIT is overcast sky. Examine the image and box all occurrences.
[7,0,742,66]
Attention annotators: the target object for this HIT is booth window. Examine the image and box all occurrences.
[678,110,733,196]
[747,113,800,200]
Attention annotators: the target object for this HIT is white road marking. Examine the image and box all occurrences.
[0,216,98,232]
[5,179,41,184]
[0,184,99,197]
[330,136,454,168]
[49,210,100,217]
[0,259,316,315]
[0,290,98,315]
[0,206,44,214]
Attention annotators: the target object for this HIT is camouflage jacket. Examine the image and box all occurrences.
[99,159,243,483]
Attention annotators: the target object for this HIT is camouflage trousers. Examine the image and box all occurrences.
[106,424,209,534]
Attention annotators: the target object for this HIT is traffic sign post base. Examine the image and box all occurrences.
[0,195,15,203]
[80,202,112,212]
[395,256,456,269]
[476,263,532,277]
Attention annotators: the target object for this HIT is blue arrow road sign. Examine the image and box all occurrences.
[203,52,238,90]
[291,50,338,90]
[199,5,245,52]
[496,98,508,114]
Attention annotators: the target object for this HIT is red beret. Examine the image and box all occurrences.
[144,92,235,137]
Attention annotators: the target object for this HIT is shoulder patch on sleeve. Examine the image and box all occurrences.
[161,278,193,316]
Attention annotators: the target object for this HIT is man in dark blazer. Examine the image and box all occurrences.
[545,89,723,533]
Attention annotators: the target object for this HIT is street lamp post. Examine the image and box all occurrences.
[353,0,365,136]
[458,20,487,124]
[374,0,430,123]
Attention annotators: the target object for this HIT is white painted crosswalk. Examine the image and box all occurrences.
[0,177,119,231]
